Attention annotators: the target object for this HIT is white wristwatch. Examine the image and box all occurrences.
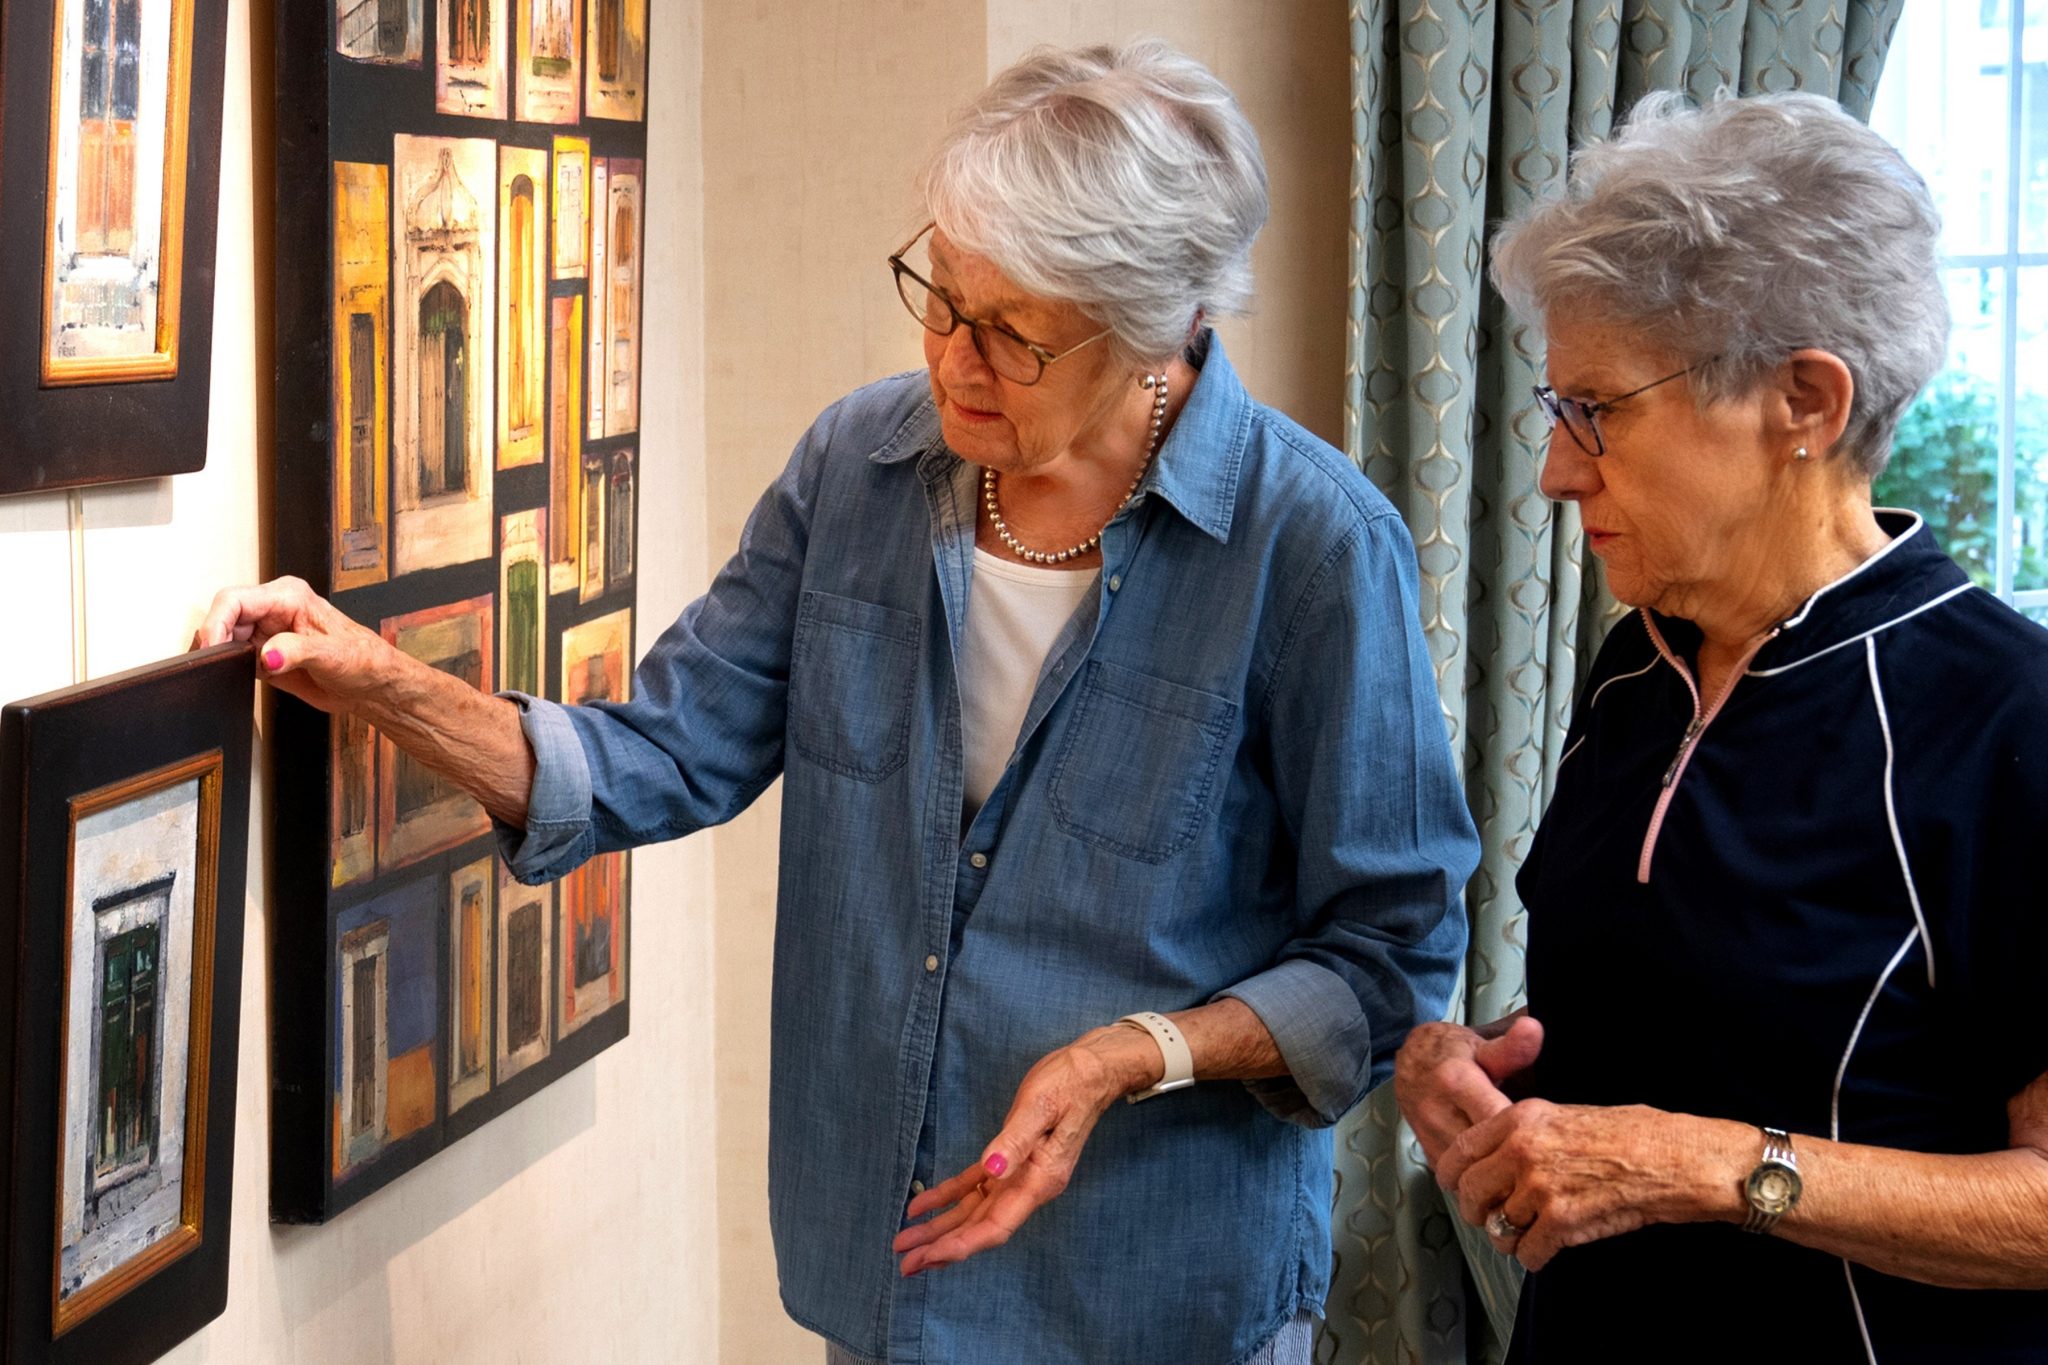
[1118,1011,1196,1102]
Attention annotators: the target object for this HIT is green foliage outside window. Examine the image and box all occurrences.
[1874,370,2048,589]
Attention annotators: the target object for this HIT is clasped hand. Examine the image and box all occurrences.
[1394,1013,1702,1270]
[892,1025,1159,1277]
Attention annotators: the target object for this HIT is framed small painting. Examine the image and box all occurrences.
[0,643,253,1364]
[0,0,231,493]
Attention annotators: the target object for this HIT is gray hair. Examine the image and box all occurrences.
[1491,90,1947,478]
[919,39,1269,367]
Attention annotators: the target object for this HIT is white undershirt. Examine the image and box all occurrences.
[960,547,1099,816]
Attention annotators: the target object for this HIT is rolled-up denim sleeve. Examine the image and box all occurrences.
[493,692,597,881]
[1219,511,1478,1127]
[490,402,835,885]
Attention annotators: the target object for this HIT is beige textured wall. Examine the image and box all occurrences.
[988,1,1350,444]
[700,4,1348,1359]
[0,3,720,1361]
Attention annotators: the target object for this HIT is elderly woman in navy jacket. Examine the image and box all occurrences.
[1395,91,2048,1362]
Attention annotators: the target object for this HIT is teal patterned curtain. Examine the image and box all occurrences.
[1326,5,1903,1363]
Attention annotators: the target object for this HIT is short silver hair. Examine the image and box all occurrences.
[1491,91,1947,478]
[919,39,1269,367]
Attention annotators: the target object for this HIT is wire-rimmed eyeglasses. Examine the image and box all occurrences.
[888,224,1111,386]
[1532,360,1713,456]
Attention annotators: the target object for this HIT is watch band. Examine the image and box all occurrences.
[1118,1011,1195,1103]
[1741,1126,1802,1234]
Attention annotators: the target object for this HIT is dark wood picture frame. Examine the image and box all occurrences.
[0,0,232,494]
[268,0,647,1223]
[0,642,253,1365]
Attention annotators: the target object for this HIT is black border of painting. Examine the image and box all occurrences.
[0,0,233,495]
[0,641,254,1365]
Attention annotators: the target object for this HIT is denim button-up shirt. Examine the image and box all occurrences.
[500,335,1477,1365]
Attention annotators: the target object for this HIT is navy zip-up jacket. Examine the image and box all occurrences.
[1513,511,2048,1362]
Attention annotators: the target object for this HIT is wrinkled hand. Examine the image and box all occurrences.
[892,1026,1159,1277]
[1437,1099,1729,1271]
[1394,1013,1545,1168]
[193,577,390,714]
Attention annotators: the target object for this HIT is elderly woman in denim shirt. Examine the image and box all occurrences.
[202,40,1477,1365]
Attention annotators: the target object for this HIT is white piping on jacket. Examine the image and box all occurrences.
[1844,1261,1878,1365]
[1866,637,1936,988]
[1589,656,1659,710]
[1557,658,1659,772]
[1748,584,1976,678]
[1778,510,1925,631]
[1831,924,1922,1365]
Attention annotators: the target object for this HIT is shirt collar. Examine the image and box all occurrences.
[1646,509,1974,672]
[866,329,1251,545]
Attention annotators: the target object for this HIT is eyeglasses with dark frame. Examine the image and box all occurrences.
[887,224,1112,386]
[1532,359,1715,457]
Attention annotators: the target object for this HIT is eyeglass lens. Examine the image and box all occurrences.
[894,267,1045,385]
[1534,388,1601,455]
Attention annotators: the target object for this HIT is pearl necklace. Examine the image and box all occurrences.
[982,373,1170,565]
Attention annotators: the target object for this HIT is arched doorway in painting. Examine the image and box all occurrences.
[509,177,538,435]
[418,281,469,498]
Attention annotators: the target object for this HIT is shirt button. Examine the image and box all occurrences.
[969,852,988,869]
[1108,575,1122,592]
[924,954,939,973]
[911,1180,926,1195]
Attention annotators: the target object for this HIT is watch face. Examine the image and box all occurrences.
[1747,1162,1802,1214]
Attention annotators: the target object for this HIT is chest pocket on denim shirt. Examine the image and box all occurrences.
[790,590,920,782]
[1050,660,1238,863]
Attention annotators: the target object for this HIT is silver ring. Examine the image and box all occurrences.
[1486,1209,1526,1241]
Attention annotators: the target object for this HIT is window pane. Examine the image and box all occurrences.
[1877,268,2007,587]
[2025,3,2048,250]
[2012,265,2048,588]
[1872,1,2012,257]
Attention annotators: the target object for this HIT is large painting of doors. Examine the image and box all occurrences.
[273,0,645,1224]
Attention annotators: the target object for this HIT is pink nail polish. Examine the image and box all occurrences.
[984,1153,1008,1178]
[263,649,284,672]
